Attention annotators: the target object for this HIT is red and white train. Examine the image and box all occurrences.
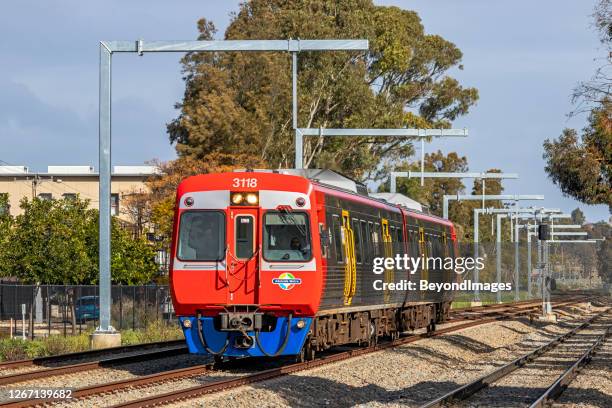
[170,169,457,360]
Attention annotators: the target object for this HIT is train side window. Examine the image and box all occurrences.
[332,215,344,263]
[408,229,417,253]
[367,221,374,261]
[319,223,330,259]
[395,226,403,255]
[360,221,369,263]
[352,219,363,264]
[372,222,381,256]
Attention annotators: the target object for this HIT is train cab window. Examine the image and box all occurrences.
[177,211,225,261]
[332,215,344,263]
[263,212,312,261]
[235,215,254,259]
[352,219,363,264]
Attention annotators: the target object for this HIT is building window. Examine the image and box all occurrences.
[38,193,52,201]
[62,193,77,200]
[111,194,119,216]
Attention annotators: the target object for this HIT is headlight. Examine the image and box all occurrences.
[231,193,244,205]
[230,192,259,206]
[246,193,259,205]
[296,320,306,329]
[182,319,192,328]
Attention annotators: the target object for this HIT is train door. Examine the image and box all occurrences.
[341,210,357,305]
[381,219,394,303]
[227,208,259,305]
[419,227,429,294]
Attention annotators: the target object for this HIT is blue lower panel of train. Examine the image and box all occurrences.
[179,316,313,357]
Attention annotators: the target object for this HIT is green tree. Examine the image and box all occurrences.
[571,208,586,225]
[1,196,158,285]
[0,194,13,277]
[379,150,469,216]
[168,0,478,181]
[543,103,612,213]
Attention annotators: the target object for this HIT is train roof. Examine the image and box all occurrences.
[234,168,369,195]
[233,169,450,226]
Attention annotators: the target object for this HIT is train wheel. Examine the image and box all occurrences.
[305,345,316,361]
[296,347,306,363]
[369,321,378,346]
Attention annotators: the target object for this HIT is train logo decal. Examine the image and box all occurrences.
[272,273,302,290]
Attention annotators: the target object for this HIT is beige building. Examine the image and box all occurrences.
[0,165,158,223]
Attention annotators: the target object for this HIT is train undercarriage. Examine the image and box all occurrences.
[300,301,452,361]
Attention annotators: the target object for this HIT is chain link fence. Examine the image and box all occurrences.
[0,283,174,339]
[451,241,607,306]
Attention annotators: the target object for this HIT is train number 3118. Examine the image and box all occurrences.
[232,178,258,188]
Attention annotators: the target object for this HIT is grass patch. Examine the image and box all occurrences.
[451,291,535,309]
[0,321,183,362]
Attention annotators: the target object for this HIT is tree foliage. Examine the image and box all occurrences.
[571,207,586,225]
[0,194,13,277]
[168,0,478,181]
[144,155,265,242]
[380,150,468,215]
[571,0,611,113]
[543,102,612,212]
[0,196,157,285]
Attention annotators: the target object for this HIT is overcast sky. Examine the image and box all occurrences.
[0,1,608,222]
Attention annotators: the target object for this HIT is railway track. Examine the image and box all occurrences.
[0,340,185,371]
[0,297,590,407]
[419,308,611,408]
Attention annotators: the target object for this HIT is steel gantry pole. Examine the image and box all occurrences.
[495,214,506,303]
[97,38,368,342]
[473,207,561,305]
[442,194,544,220]
[514,215,520,301]
[392,172,518,196]
[292,51,299,164]
[98,42,112,337]
[296,128,468,170]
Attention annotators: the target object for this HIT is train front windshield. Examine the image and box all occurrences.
[177,211,225,261]
[263,212,312,261]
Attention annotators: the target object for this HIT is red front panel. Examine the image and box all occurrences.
[169,172,324,317]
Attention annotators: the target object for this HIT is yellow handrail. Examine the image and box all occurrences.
[342,210,357,305]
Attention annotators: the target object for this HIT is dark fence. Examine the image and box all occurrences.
[0,283,174,338]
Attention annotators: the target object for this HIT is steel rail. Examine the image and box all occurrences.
[419,308,611,408]
[0,340,185,370]
[0,345,187,385]
[529,325,611,408]
[107,299,585,408]
[449,296,584,321]
[0,298,587,408]
[0,364,211,408]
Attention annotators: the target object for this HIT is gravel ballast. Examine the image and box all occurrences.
[163,302,607,408]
